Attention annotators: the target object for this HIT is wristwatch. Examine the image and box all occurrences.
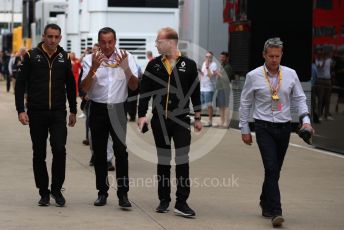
[194,116,201,121]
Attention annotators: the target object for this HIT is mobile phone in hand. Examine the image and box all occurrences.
[141,123,149,133]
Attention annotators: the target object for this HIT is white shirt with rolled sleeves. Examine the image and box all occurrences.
[239,65,310,134]
[81,50,139,104]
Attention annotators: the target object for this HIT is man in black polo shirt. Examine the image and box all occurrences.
[15,24,77,207]
[138,27,202,217]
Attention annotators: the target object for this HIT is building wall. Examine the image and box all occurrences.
[179,0,228,65]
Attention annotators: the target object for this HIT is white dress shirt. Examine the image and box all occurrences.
[239,65,310,134]
[81,49,138,104]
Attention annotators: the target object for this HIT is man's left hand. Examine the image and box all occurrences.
[194,120,202,132]
[301,123,315,135]
[68,113,77,127]
[116,49,129,71]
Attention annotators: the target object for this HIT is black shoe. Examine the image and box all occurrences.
[272,215,284,228]
[107,161,115,171]
[38,194,50,206]
[51,191,66,207]
[259,202,274,218]
[174,202,196,217]
[94,195,107,206]
[82,139,90,145]
[119,195,132,208]
[156,200,170,213]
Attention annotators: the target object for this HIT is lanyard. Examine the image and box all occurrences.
[161,57,181,119]
[263,66,282,100]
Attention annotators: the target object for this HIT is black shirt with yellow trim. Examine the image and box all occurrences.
[138,55,201,118]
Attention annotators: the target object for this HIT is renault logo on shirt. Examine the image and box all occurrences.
[58,53,65,63]
[178,61,186,72]
[154,63,161,71]
[35,54,42,62]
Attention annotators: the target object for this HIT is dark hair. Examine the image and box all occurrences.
[98,27,116,41]
[44,23,61,35]
[220,51,229,57]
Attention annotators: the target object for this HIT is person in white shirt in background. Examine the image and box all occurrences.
[200,51,217,127]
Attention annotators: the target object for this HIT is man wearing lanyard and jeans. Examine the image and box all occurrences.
[81,27,139,208]
[239,38,314,227]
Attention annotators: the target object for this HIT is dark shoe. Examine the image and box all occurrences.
[119,195,132,208]
[38,194,50,206]
[94,195,107,206]
[156,200,170,213]
[174,202,196,217]
[259,202,274,218]
[107,161,115,171]
[51,191,66,207]
[272,215,284,228]
[82,139,90,145]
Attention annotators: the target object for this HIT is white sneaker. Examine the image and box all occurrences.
[326,116,334,121]
[78,113,86,118]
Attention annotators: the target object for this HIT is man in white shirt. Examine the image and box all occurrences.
[200,51,217,126]
[81,27,139,208]
[239,37,314,227]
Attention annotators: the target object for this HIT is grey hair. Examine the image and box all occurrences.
[263,37,283,53]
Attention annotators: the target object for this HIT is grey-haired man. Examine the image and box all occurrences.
[239,38,314,227]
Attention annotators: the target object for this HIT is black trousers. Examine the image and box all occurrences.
[89,101,129,198]
[28,110,67,196]
[254,119,291,216]
[151,114,191,203]
[126,87,139,120]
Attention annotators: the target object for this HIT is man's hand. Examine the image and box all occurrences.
[116,49,130,71]
[242,133,253,145]
[301,123,315,134]
[138,116,148,131]
[91,49,105,71]
[68,113,77,127]
[18,112,29,125]
[194,120,202,132]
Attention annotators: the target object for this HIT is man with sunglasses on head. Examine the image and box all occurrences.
[239,37,314,227]
[15,23,77,207]
[81,27,139,208]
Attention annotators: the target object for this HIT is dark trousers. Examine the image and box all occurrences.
[28,110,67,196]
[151,115,191,203]
[254,120,291,216]
[6,74,11,92]
[126,87,139,120]
[316,79,332,118]
[89,101,129,198]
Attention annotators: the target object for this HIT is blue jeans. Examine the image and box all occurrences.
[254,120,291,215]
[201,91,214,107]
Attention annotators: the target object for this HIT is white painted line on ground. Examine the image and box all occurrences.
[231,128,344,159]
[288,143,344,159]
